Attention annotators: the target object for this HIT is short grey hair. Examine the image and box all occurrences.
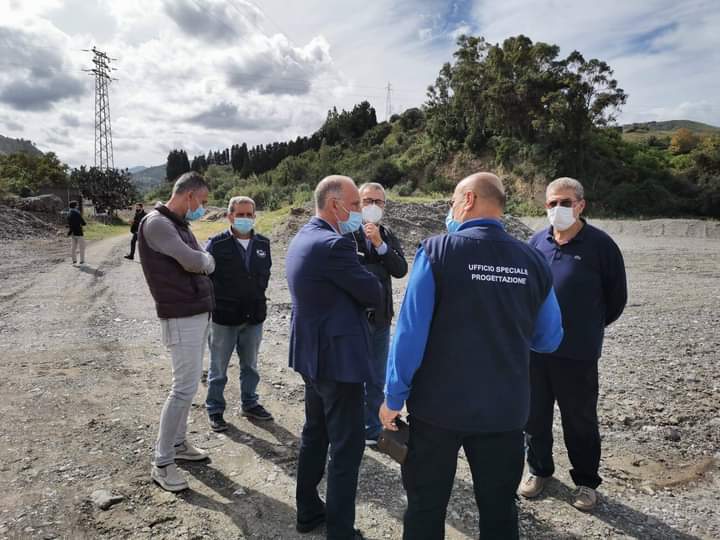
[173,171,208,195]
[547,177,584,200]
[359,182,386,197]
[227,196,256,214]
[314,175,354,210]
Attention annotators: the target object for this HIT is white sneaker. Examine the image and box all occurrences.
[174,440,209,461]
[151,463,188,492]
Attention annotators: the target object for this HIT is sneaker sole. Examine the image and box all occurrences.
[151,476,188,492]
[210,424,229,432]
[241,412,274,421]
[174,454,210,461]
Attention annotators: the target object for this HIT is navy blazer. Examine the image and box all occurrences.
[286,217,383,383]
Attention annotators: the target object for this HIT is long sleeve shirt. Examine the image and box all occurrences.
[385,219,564,411]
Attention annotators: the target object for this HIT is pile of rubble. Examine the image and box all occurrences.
[271,200,534,250]
[0,205,60,240]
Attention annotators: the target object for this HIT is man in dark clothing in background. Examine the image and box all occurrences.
[350,182,407,445]
[519,177,627,512]
[125,202,147,260]
[67,200,86,265]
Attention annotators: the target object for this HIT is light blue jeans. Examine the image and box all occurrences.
[364,324,391,440]
[155,312,210,467]
[205,321,263,416]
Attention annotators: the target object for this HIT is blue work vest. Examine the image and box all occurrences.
[408,224,553,432]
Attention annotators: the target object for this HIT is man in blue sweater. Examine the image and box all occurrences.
[519,177,627,512]
[380,172,564,540]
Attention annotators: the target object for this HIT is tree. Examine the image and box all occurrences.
[71,166,138,216]
[669,128,700,155]
[0,152,69,194]
[166,149,190,182]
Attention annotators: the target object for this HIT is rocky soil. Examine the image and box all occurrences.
[0,208,718,539]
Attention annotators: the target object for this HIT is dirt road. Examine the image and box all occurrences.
[0,225,718,539]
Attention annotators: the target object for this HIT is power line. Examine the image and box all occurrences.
[385,82,393,121]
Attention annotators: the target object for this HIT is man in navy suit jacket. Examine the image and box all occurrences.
[286,175,382,540]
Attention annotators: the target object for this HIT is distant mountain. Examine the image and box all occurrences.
[0,134,43,156]
[128,166,147,174]
[129,164,165,193]
[623,120,720,134]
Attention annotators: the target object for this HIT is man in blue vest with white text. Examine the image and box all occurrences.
[380,172,564,540]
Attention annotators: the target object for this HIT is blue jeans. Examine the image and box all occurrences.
[205,321,263,416]
[363,323,391,439]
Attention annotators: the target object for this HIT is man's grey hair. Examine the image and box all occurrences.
[173,171,209,195]
[359,182,386,197]
[547,177,584,200]
[227,196,256,214]
[314,175,354,210]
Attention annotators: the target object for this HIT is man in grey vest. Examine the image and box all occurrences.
[138,172,216,492]
[380,173,564,539]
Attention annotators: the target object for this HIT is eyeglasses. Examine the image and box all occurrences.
[545,198,577,209]
[362,198,386,207]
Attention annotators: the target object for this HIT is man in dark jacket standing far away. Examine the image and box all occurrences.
[125,202,147,260]
[287,175,382,540]
[350,182,407,445]
[67,200,86,265]
[380,172,564,540]
[138,172,215,493]
[204,195,273,432]
[519,177,627,512]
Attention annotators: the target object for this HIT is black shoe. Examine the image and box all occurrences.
[208,413,228,432]
[296,513,325,534]
[242,404,273,421]
[124,255,134,260]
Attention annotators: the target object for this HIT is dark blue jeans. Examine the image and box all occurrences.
[363,323,391,440]
[296,376,365,540]
[401,417,523,540]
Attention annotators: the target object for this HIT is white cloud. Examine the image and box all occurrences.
[0,0,717,169]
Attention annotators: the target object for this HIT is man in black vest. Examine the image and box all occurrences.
[380,172,564,540]
[138,172,215,492]
[125,202,147,260]
[204,196,273,432]
[351,182,407,445]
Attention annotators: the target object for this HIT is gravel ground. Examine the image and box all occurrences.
[0,217,718,540]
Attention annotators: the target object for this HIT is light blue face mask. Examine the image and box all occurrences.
[445,208,461,233]
[233,217,254,234]
[186,205,205,221]
[338,206,363,235]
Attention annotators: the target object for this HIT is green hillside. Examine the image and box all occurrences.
[0,134,43,157]
[623,120,720,134]
[130,164,165,193]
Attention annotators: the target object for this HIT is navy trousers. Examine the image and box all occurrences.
[296,376,365,540]
[401,417,523,540]
[525,353,602,489]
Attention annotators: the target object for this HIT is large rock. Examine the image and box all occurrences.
[15,194,64,214]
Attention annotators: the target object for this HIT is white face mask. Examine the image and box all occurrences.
[547,206,576,231]
[362,204,383,224]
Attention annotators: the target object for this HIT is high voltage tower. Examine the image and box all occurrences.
[385,82,393,121]
[83,47,117,170]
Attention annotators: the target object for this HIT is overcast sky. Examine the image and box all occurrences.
[1,0,718,168]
